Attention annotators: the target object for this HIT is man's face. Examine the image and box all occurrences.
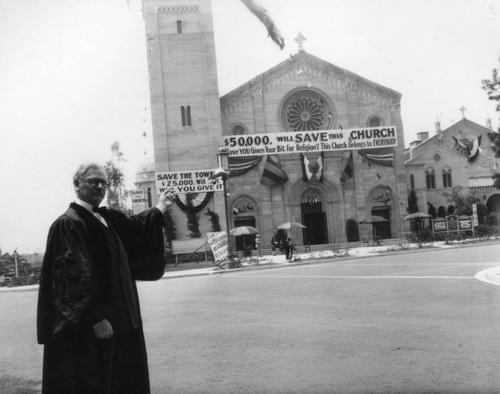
[75,167,108,207]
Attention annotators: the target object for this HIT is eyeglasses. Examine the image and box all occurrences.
[79,178,110,189]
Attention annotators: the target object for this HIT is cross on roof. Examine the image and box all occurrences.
[459,106,467,119]
[295,32,306,52]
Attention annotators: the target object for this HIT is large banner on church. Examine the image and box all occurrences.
[156,170,224,194]
[223,126,397,157]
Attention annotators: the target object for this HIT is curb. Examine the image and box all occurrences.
[2,240,500,289]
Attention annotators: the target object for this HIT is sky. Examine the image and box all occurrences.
[0,0,499,254]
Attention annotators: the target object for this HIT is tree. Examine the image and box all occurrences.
[494,173,500,190]
[427,202,437,218]
[407,189,419,214]
[482,58,500,190]
[104,142,130,212]
[204,208,221,232]
[163,209,176,249]
[185,193,201,238]
[445,188,489,224]
[482,57,500,116]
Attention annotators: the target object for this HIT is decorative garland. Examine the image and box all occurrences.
[175,192,214,213]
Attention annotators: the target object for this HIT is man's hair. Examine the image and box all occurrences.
[73,162,105,186]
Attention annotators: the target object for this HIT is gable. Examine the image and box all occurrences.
[406,118,499,177]
[220,50,401,112]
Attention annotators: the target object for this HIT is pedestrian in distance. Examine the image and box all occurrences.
[271,234,277,255]
[285,236,294,261]
[37,161,175,394]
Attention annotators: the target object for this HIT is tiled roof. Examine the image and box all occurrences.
[469,175,494,188]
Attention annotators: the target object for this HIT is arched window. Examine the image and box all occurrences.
[437,206,446,217]
[368,115,383,128]
[442,168,452,188]
[186,106,192,126]
[410,174,415,189]
[177,20,183,34]
[447,205,455,215]
[181,106,192,127]
[181,106,186,126]
[425,168,435,189]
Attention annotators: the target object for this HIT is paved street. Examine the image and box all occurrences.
[1,243,500,393]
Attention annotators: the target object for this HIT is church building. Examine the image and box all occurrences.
[405,115,500,222]
[137,0,410,250]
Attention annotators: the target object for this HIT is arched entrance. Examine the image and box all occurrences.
[371,206,392,239]
[487,193,500,226]
[300,188,328,245]
[232,197,259,252]
[367,186,396,240]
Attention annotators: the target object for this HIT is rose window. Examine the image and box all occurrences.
[282,91,332,131]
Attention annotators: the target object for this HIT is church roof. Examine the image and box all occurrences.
[220,50,401,110]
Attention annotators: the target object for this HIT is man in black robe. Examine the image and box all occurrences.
[37,162,174,394]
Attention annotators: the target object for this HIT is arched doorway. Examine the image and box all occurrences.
[300,188,328,245]
[487,194,500,226]
[232,197,259,252]
[367,186,395,240]
[371,206,392,239]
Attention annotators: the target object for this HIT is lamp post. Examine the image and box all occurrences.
[12,250,19,277]
[216,147,236,269]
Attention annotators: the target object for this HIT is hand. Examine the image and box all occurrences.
[156,188,176,213]
[93,319,113,339]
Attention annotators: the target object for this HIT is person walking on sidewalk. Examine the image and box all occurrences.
[285,237,294,261]
[37,162,175,394]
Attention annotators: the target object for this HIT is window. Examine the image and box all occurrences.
[425,168,435,189]
[442,168,452,188]
[181,106,192,126]
[368,115,382,127]
[232,124,246,135]
[281,90,332,131]
[410,174,415,189]
[177,20,182,34]
[186,106,191,126]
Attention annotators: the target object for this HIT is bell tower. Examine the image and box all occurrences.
[142,0,223,173]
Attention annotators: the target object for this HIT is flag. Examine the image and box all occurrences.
[468,135,482,163]
[228,155,262,177]
[261,155,288,187]
[452,134,482,163]
[358,147,394,167]
[340,152,354,183]
[301,152,324,182]
[452,135,469,157]
[240,0,285,50]
[301,154,312,181]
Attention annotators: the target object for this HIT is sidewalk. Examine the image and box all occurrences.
[161,239,500,280]
[2,239,500,291]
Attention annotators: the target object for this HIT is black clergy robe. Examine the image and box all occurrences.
[37,203,166,394]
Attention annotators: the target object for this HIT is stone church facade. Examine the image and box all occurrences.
[138,0,410,249]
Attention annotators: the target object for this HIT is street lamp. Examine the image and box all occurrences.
[12,250,19,277]
[215,147,236,269]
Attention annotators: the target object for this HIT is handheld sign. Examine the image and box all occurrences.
[130,189,147,214]
[156,170,224,194]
